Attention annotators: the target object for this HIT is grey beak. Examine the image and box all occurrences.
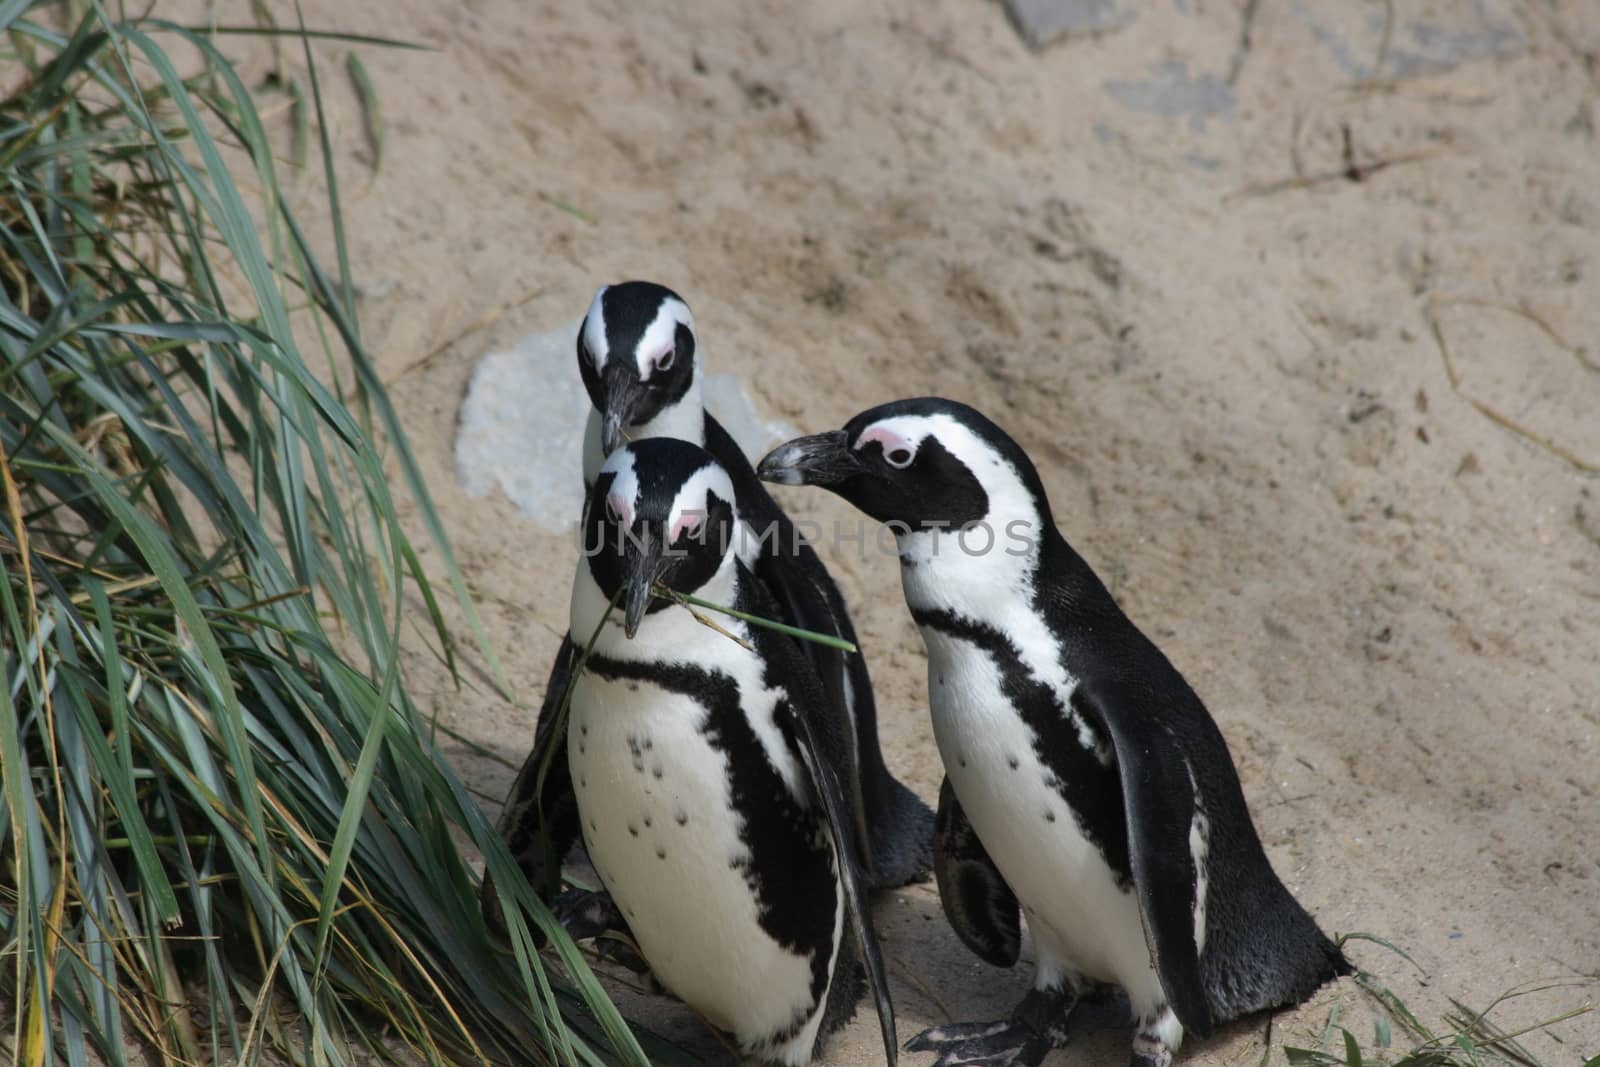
[600,361,646,455]
[621,532,673,638]
[757,430,862,487]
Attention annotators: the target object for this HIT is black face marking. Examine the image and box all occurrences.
[585,654,838,1010]
[576,281,697,430]
[585,441,739,627]
[841,432,990,530]
[1044,809,1057,823]
[914,606,1132,888]
[583,440,737,623]
[1008,755,1020,770]
[764,397,1056,533]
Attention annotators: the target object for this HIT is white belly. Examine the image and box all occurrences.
[924,629,1165,1013]
[569,672,834,1060]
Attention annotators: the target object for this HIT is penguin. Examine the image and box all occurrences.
[560,437,897,1066]
[756,397,1351,1067]
[484,282,933,932]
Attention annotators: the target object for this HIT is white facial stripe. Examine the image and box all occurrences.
[582,286,610,368]
[864,413,1038,526]
[854,424,919,464]
[634,297,694,380]
[668,462,737,538]
[598,445,640,522]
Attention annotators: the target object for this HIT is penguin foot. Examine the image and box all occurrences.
[903,1021,1050,1067]
[905,987,1071,1067]
[552,888,653,978]
[1128,1012,1177,1067]
[1129,1039,1173,1067]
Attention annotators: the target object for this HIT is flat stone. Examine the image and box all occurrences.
[1003,0,1133,50]
[1292,0,1522,80]
[454,319,795,531]
[1104,60,1234,133]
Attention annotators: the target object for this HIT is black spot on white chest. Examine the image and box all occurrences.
[570,654,844,1016]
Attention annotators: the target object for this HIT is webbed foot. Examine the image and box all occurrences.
[1128,1007,1179,1067]
[905,988,1072,1067]
[551,888,653,979]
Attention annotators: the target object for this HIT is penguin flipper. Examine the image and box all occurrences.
[741,568,896,1065]
[753,550,874,876]
[1068,678,1214,1040]
[788,692,897,1067]
[482,635,581,930]
[932,776,1022,967]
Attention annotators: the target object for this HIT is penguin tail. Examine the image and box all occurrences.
[866,773,936,889]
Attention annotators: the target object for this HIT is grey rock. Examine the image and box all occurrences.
[1104,60,1234,133]
[454,320,794,532]
[1003,0,1133,51]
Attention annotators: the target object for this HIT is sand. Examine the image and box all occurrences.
[221,0,1600,1060]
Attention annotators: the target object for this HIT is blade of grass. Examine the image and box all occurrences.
[658,586,859,652]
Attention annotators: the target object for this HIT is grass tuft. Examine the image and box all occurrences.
[1284,935,1600,1066]
[0,4,683,1065]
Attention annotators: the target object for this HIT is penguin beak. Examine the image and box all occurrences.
[621,530,674,639]
[757,430,863,487]
[600,361,647,455]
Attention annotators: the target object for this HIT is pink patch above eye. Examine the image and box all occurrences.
[856,426,913,458]
[607,492,632,524]
[671,510,705,543]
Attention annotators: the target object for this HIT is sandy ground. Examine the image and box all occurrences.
[217,0,1599,1061]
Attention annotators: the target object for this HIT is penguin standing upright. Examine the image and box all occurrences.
[758,398,1350,1067]
[485,283,932,929]
[560,438,896,1066]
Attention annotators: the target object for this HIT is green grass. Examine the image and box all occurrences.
[0,4,682,1065]
[1283,935,1599,1067]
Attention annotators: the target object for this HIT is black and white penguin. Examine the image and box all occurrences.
[757,398,1350,1067]
[487,282,932,924]
[560,437,896,1066]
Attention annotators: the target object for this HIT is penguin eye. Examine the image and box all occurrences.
[653,347,675,374]
[885,447,914,469]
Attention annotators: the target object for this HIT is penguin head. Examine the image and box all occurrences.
[577,281,699,454]
[584,437,737,637]
[757,397,1052,534]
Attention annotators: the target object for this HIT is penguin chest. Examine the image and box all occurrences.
[567,673,838,1051]
[923,631,1158,999]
